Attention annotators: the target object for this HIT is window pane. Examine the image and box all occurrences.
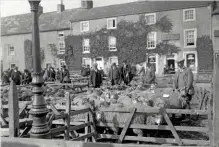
[147,32,156,48]
[185,30,195,46]
[146,14,155,24]
[109,36,116,50]
[186,53,196,69]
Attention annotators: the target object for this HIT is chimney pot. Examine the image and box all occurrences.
[57,4,65,13]
[81,0,93,9]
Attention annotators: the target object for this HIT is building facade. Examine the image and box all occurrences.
[68,1,216,76]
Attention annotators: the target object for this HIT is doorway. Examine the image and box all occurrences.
[95,57,104,70]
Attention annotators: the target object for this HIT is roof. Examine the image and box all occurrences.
[1,8,86,36]
[70,1,211,22]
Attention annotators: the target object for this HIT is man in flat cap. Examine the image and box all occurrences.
[173,56,194,119]
[60,65,70,83]
[89,63,102,88]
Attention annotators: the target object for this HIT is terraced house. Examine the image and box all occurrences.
[1,0,218,76]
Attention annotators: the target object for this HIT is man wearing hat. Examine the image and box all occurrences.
[109,63,121,86]
[60,65,70,83]
[173,56,194,119]
[89,63,102,88]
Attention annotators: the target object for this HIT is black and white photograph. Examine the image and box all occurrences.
[0,0,219,147]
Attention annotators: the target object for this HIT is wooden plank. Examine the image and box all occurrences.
[18,103,28,118]
[99,134,210,146]
[19,127,31,137]
[64,92,70,140]
[50,103,61,116]
[70,108,90,116]
[161,109,183,146]
[8,80,19,137]
[72,132,96,141]
[89,111,97,142]
[85,113,89,142]
[69,122,93,132]
[1,137,211,147]
[118,108,136,143]
[48,113,55,128]
[97,122,209,132]
[207,87,213,146]
[50,126,66,137]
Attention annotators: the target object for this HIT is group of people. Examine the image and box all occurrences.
[43,65,70,83]
[1,67,32,85]
[88,60,156,88]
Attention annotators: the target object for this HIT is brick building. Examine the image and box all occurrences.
[1,0,218,76]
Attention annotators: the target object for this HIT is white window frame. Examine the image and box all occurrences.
[82,39,90,53]
[109,56,118,65]
[107,18,117,29]
[183,8,196,22]
[82,58,92,67]
[59,59,66,68]
[145,13,156,25]
[183,51,198,73]
[10,63,16,69]
[108,36,117,51]
[80,21,89,32]
[58,41,65,54]
[58,31,64,38]
[147,32,157,49]
[184,28,197,48]
[8,45,15,56]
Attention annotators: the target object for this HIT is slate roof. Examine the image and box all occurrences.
[70,1,211,22]
[1,1,211,36]
[1,8,86,36]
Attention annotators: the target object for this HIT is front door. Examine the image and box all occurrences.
[95,57,104,70]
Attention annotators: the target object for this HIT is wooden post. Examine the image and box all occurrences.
[85,112,89,142]
[64,92,71,140]
[8,80,19,137]
[213,50,219,147]
[89,109,97,142]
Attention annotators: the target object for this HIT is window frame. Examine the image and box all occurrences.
[109,56,118,65]
[80,21,89,32]
[184,28,197,48]
[59,59,66,68]
[58,31,64,38]
[183,8,196,22]
[108,36,117,51]
[58,41,65,54]
[82,38,90,54]
[82,58,92,67]
[8,45,15,56]
[147,32,157,49]
[145,13,156,25]
[107,18,117,29]
[10,63,16,69]
[147,54,159,74]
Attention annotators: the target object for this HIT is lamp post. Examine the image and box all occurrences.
[28,0,51,139]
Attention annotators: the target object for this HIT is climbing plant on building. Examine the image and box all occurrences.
[196,36,213,71]
[65,15,179,68]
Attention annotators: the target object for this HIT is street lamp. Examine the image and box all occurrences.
[28,0,51,139]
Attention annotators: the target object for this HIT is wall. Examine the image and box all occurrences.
[212,14,219,51]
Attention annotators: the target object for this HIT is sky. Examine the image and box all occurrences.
[0,0,139,17]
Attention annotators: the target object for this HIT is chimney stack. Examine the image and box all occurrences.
[38,4,43,16]
[57,0,65,13]
[81,0,93,9]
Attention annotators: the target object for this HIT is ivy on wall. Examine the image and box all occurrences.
[65,15,179,68]
[196,36,213,71]
[24,39,45,71]
[48,43,65,67]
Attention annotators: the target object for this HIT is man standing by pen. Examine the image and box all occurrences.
[90,63,102,88]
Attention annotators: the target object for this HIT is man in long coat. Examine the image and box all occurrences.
[11,67,22,85]
[109,63,121,86]
[89,63,102,88]
[173,57,194,120]
[145,63,156,84]
[60,65,70,83]
[120,61,131,85]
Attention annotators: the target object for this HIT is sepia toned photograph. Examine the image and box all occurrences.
[0,0,219,147]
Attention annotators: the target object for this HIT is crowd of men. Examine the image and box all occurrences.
[1,65,71,85]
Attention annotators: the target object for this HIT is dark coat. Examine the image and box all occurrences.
[1,71,10,84]
[61,69,70,83]
[120,64,131,84]
[11,70,22,85]
[109,67,120,82]
[89,69,102,88]
[22,71,32,84]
